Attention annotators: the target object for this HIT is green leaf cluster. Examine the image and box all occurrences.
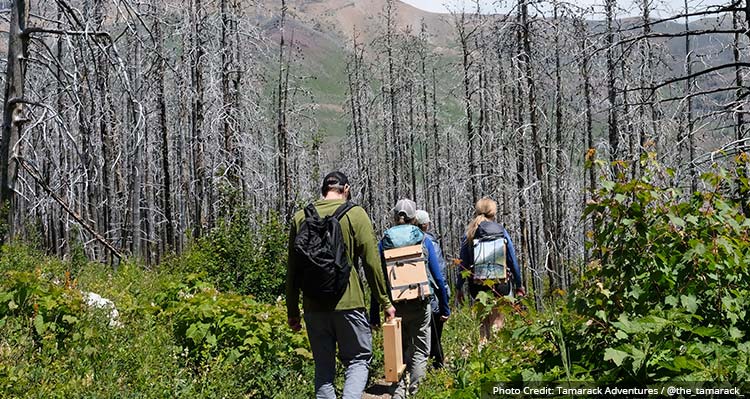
[0,245,315,398]
[570,160,750,382]
[167,212,288,303]
[154,275,311,394]
[0,270,84,349]
[417,159,750,397]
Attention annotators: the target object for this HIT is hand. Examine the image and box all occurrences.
[440,315,449,322]
[288,316,302,332]
[515,286,526,298]
[384,306,396,322]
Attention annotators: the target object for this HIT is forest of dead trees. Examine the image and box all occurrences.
[0,0,748,303]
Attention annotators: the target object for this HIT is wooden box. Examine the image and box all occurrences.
[383,317,406,382]
[384,245,430,302]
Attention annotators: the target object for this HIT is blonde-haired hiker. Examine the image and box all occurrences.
[457,197,525,344]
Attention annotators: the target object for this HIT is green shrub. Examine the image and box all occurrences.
[0,243,49,273]
[415,300,555,398]
[170,212,288,303]
[0,270,84,349]
[155,275,312,396]
[571,158,750,381]
[417,158,750,397]
[0,247,314,398]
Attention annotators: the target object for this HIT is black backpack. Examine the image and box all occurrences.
[293,202,355,301]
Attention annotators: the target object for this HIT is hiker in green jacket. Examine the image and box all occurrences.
[286,171,396,399]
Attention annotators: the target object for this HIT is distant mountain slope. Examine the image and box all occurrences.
[256,0,735,117]
[284,0,454,45]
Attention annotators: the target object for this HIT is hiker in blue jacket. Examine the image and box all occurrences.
[373,199,450,399]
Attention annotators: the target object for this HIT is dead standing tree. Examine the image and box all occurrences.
[453,9,481,205]
[0,0,29,241]
[0,0,133,261]
[606,0,621,173]
[275,0,292,220]
[385,0,401,204]
[190,0,207,238]
[626,0,749,193]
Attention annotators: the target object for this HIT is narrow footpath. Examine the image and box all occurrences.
[363,379,393,399]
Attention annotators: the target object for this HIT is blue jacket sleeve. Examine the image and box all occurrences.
[429,236,450,298]
[424,239,450,317]
[503,229,522,288]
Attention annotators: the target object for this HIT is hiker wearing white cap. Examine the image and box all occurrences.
[377,199,450,399]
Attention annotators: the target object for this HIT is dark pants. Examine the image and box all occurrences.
[428,312,445,368]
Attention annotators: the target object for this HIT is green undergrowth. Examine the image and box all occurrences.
[418,156,750,397]
[164,210,288,304]
[0,243,314,398]
[2,156,749,398]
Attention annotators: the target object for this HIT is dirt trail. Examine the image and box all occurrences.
[363,379,393,399]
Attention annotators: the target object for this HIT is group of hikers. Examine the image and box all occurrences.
[286,172,524,399]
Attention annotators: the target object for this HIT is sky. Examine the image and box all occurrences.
[400,0,731,18]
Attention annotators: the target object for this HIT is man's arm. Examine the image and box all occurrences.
[286,218,302,329]
[352,207,393,313]
[430,236,450,298]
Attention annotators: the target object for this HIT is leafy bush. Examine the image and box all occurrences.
[0,245,314,398]
[155,275,312,396]
[572,159,750,381]
[417,158,750,398]
[415,300,555,398]
[0,270,83,349]
[0,243,50,273]
[0,255,185,398]
[171,212,288,303]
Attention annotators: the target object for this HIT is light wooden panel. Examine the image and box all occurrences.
[383,317,406,382]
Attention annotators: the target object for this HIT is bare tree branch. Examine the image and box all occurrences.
[15,156,123,260]
[651,63,750,91]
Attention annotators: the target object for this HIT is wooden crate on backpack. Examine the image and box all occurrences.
[383,244,430,302]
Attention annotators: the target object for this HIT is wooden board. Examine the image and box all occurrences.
[384,244,430,302]
[383,317,406,382]
[383,245,423,260]
[387,260,429,301]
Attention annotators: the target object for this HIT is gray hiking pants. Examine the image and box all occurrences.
[392,299,431,399]
[304,308,372,399]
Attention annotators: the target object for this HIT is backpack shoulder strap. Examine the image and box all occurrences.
[332,201,356,220]
[303,203,320,219]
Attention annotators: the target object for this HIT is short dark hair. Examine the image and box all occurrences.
[321,171,350,196]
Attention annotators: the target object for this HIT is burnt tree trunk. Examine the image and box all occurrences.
[0,0,30,241]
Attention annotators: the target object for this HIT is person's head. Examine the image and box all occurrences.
[392,199,417,225]
[466,197,497,242]
[415,209,431,232]
[320,171,351,200]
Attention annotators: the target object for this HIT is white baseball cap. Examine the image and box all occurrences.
[415,210,431,225]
